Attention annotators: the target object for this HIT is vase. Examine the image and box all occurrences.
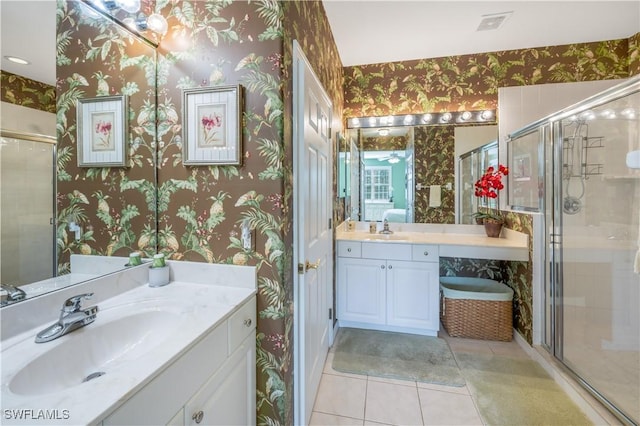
[483,220,503,238]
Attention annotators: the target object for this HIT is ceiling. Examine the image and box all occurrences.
[1,1,639,85]
[323,1,640,67]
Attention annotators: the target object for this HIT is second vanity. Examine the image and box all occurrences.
[0,261,257,425]
[336,222,528,336]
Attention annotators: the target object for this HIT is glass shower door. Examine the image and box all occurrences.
[555,90,640,424]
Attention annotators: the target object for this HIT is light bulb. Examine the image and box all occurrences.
[403,115,414,125]
[378,129,390,137]
[422,114,432,123]
[147,13,168,35]
[441,112,452,122]
[115,0,140,13]
[480,110,493,120]
[460,111,472,121]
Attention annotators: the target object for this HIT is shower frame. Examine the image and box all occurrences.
[507,75,640,426]
[0,129,57,285]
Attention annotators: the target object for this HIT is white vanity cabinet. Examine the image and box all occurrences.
[101,297,256,426]
[337,241,440,336]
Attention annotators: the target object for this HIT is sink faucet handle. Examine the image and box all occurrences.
[62,293,94,313]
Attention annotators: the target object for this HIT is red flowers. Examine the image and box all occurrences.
[474,164,509,200]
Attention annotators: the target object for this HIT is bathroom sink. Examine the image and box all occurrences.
[9,308,181,396]
[363,234,411,242]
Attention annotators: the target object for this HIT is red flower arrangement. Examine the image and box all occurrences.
[473,164,509,223]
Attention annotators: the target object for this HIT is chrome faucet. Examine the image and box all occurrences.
[35,293,98,343]
[379,219,394,234]
[1,283,27,305]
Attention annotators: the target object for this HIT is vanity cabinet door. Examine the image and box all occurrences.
[337,257,386,325]
[386,260,439,330]
[185,331,256,426]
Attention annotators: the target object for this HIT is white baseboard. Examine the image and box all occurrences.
[513,330,621,425]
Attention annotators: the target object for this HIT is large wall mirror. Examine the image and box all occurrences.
[342,112,498,224]
[1,1,158,306]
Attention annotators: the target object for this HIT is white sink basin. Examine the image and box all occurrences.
[9,308,181,396]
[363,234,411,242]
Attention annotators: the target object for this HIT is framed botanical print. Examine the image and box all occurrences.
[76,95,128,167]
[182,85,243,166]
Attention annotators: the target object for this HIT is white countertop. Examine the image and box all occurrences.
[0,281,255,425]
[337,222,529,261]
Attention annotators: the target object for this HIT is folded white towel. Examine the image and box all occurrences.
[429,185,441,207]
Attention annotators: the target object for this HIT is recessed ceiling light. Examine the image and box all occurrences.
[477,11,513,32]
[4,56,30,65]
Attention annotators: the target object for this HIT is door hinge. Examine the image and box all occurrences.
[329,308,333,320]
[297,263,305,274]
[329,218,333,229]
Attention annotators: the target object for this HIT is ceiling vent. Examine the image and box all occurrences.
[477,11,513,31]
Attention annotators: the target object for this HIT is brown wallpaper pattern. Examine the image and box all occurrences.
[1,70,56,113]
[630,32,640,76]
[413,126,455,223]
[344,39,631,118]
[57,1,157,273]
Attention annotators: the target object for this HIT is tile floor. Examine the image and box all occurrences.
[310,328,534,426]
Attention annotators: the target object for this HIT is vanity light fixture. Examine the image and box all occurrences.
[4,56,30,65]
[480,110,493,120]
[601,109,616,119]
[621,107,636,119]
[347,109,497,129]
[378,129,390,137]
[460,111,473,121]
[147,13,168,35]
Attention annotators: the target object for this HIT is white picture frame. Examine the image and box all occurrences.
[76,95,128,167]
[182,85,243,166]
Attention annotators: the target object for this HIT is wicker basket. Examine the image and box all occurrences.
[440,277,513,341]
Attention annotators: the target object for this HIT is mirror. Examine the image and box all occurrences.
[1,1,158,306]
[346,122,498,224]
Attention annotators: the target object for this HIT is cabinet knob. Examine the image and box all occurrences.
[192,410,204,424]
[347,248,352,252]
[388,265,393,269]
[243,318,252,327]
[381,265,385,269]
[423,251,429,256]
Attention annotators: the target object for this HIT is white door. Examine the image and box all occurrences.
[293,40,333,426]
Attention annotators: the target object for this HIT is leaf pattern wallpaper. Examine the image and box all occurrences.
[57,0,157,274]
[48,0,638,421]
[1,71,56,113]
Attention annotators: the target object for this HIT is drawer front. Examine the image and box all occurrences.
[337,241,362,258]
[361,242,411,260]
[412,244,439,262]
[228,297,257,355]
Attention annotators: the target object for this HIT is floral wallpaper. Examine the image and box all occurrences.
[630,32,640,76]
[56,0,157,274]
[344,38,632,118]
[0,70,56,113]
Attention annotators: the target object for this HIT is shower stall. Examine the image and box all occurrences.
[0,130,56,287]
[508,76,640,425]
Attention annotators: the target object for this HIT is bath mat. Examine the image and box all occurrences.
[456,352,592,425]
[332,328,466,387]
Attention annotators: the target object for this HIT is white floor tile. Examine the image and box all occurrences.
[418,388,483,426]
[365,380,423,426]
[313,374,367,420]
[309,411,364,426]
